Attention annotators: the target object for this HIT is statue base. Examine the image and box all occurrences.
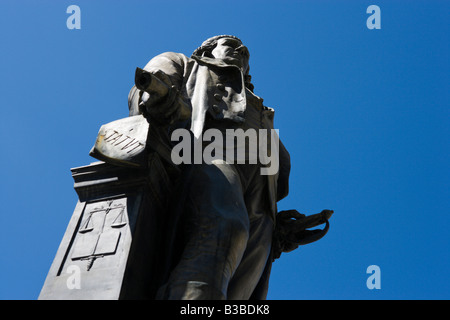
[39,154,173,300]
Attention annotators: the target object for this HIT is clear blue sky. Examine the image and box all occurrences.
[0,0,448,300]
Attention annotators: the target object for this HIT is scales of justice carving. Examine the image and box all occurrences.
[72,199,127,271]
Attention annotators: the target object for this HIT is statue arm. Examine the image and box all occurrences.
[142,52,187,90]
[128,52,192,125]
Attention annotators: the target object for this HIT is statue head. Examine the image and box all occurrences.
[193,35,254,91]
[193,35,244,55]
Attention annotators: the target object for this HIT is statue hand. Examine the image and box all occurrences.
[136,69,182,125]
[272,209,333,260]
[320,209,334,220]
[140,88,181,125]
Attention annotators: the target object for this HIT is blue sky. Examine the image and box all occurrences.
[0,0,448,300]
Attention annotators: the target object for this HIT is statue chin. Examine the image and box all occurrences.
[221,56,244,69]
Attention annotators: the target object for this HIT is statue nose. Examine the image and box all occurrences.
[236,46,249,58]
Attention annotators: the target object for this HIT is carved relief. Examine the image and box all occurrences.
[71,198,128,270]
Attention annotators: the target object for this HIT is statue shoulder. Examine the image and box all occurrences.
[144,52,193,71]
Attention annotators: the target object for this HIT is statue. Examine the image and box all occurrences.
[40,35,333,300]
[123,35,333,299]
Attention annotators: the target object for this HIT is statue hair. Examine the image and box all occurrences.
[192,35,254,92]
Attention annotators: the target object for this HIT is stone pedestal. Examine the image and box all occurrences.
[39,154,173,300]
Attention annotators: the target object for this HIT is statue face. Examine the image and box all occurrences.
[210,37,250,73]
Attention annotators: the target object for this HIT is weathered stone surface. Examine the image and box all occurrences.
[39,156,173,300]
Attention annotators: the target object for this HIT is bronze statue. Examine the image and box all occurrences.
[37,34,336,301]
[115,35,333,300]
